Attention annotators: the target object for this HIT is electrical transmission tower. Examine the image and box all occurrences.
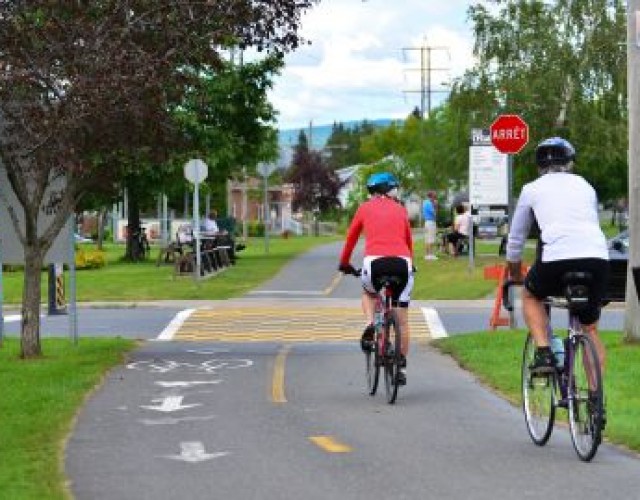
[402,42,450,119]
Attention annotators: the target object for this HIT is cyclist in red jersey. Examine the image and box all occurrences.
[338,172,415,384]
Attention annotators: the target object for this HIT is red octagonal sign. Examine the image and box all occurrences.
[490,114,529,154]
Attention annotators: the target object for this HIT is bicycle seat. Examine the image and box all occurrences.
[561,271,593,309]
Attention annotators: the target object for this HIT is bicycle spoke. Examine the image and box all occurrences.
[365,340,379,396]
[521,334,555,445]
[568,334,603,461]
[384,311,401,404]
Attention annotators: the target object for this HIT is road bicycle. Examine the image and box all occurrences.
[348,268,404,404]
[503,273,605,461]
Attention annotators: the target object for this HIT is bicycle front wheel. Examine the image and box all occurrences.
[521,333,556,445]
[365,339,380,396]
[383,310,402,404]
[568,334,604,462]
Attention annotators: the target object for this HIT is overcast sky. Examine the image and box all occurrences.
[270,0,478,131]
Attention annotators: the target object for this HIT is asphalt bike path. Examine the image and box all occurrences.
[63,241,637,499]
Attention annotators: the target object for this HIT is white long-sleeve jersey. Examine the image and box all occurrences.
[506,172,608,263]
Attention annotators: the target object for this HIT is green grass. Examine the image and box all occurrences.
[2,234,526,302]
[434,331,640,452]
[412,238,535,299]
[0,337,137,499]
[1,235,341,303]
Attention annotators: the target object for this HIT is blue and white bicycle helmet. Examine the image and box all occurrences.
[366,171,399,195]
[535,137,576,170]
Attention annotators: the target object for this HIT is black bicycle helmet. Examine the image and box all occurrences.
[535,137,576,169]
[366,171,399,195]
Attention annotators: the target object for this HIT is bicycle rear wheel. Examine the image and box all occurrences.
[521,333,556,445]
[568,333,603,461]
[365,336,380,396]
[383,310,402,404]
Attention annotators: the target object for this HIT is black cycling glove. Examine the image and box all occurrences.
[338,263,356,275]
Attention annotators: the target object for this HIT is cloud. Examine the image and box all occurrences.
[270,0,478,129]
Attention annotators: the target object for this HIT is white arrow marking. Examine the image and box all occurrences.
[141,396,201,413]
[155,380,221,388]
[139,415,217,426]
[163,442,229,463]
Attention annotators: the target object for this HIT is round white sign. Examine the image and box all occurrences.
[257,162,276,178]
[184,159,208,184]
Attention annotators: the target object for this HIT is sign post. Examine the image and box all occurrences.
[489,114,529,327]
[184,159,208,280]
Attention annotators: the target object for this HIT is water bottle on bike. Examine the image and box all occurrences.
[548,325,565,369]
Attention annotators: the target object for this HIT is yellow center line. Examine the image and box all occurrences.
[271,345,290,404]
[309,436,352,453]
[323,272,343,295]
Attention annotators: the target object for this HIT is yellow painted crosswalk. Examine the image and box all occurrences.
[173,307,431,343]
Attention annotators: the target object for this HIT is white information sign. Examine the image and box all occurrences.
[469,146,509,206]
[0,164,72,264]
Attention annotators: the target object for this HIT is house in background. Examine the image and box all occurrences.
[336,164,362,208]
[226,177,303,235]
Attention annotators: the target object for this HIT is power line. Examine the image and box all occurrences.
[402,42,450,119]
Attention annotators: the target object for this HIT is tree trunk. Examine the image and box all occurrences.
[96,207,105,251]
[21,245,44,358]
[624,0,640,341]
[125,195,141,261]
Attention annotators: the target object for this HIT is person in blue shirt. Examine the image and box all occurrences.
[422,191,438,260]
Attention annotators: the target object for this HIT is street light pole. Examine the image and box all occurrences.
[625,1,640,340]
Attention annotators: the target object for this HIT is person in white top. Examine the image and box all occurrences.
[202,210,220,235]
[446,204,471,256]
[506,137,609,378]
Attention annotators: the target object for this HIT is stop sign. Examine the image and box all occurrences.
[490,114,529,154]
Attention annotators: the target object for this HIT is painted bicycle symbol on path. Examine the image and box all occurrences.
[126,358,253,374]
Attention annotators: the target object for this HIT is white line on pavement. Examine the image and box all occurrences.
[4,314,21,323]
[421,307,448,339]
[155,308,196,341]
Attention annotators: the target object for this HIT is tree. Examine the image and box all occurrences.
[0,1,318,358]
[324,120,377,170]
[286,132,341,214]
[465,0,627,194]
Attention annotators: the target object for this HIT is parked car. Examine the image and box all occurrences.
[477,216,500,239]
[607,230,628,302]
[74,233,93,244]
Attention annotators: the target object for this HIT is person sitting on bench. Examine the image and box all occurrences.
[446,204,470,257]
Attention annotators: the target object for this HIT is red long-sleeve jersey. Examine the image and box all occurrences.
[339,196,413,265]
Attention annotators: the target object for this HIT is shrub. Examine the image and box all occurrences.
[75,249,106,269]
[248,221,265,237]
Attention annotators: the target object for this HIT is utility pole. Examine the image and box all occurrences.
[403,42,450,119]
[625,2,640,340]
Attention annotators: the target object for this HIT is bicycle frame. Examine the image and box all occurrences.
[373,284,394,358]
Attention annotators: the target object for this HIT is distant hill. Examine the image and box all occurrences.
[278,118,397,150]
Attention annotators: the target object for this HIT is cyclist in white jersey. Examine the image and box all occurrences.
[506,137,609,376]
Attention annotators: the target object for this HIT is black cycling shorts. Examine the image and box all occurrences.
[368,256,410,307]
[524,258,610,325]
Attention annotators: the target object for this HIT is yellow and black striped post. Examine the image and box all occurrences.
[48,263,67,315]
